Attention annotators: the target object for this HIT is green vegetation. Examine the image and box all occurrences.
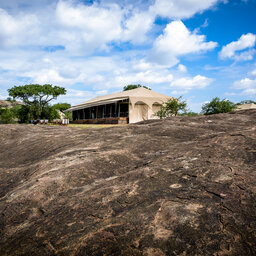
[0,107,15,123]
[201,97,236,115]
[52,103,71,112]
[64,111,72,120]
[53,103,72,120]
[8,84,66,121]
[48,123,127,129]
[123,84,151,91]
[155,97,187,118]
[236,100,256,105]
[0,104,22,124]
[180,111,199,116]
[5,84,67,123]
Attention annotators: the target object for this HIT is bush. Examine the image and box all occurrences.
[201,97,236,115]
[16,105,32,123]
[236,100,256,105]
[64,111,72,120]
[155,97,187,118]
[180,111,199,116]
[41,105,60,121]
[52,103,71,112]
[0,107,15,123]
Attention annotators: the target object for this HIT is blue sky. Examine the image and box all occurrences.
[0,0,256,112]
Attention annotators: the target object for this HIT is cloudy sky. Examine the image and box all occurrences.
[0,0,256,112]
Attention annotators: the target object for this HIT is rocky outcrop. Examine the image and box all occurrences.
[0,100,24,108]
[0,110,256,255]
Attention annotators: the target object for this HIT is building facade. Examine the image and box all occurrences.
[67,87,173,124]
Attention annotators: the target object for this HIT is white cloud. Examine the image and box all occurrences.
[233,77,256,95]
[150,0,225,19]
[96,90,108,95]
[219,33,256,60]
[25,69,69,85]
[113,70,174,88]
[122,11,154,44]
[55,1,123,52]
[170,75,213,92]
[250,69,256,76]
[178,64,187,72]
[149,20,217,66]
[0,8,39,47]
[57,89,95,106]
[233,49,256,61]
[121,0,225,44]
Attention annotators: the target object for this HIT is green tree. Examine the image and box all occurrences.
[236,100,256,105]
[155,97,187,118]
[52,103,71,112]
[16,105,31,123]
[180,111,199,116]
[6,97,16,103]
[8,84,66,120]
[123,84,151,91]
[201,97,236,115]
[0,107,15,123]
[42,105,60,121]
[64,111,72,120]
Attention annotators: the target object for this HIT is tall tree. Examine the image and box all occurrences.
[8,84,66,120]
[123,84,151,91]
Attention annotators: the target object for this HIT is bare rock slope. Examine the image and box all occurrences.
[0,110,256,256]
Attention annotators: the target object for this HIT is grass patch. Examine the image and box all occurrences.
[46,123,128,129]
[68,123,127,129]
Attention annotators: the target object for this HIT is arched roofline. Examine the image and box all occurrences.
[134,101,149,106]
[152,101,162,106]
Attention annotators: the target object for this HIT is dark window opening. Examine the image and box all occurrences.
[120,103,128,117]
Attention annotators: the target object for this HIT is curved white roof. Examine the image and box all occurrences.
[68,87,174,111]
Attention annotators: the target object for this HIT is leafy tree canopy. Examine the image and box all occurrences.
[201,97,236,115]
[236,100,256,105]
[52,103,71,112]
[155,97,187,118]
[123,84,151,91]
[6,97,16,103]
[8,84,66,120]
[8,84,66,106]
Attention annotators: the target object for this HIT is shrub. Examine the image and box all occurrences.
[201,97,236,115]
[0,107,15,123]
[155,97,187,118]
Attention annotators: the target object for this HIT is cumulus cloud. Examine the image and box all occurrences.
[219,33,256,60]
[233,77,256,95]
[114,70,173,87]
[122,11,154,44]
[150,0,225,19]
[249,69,256,76]
[149,20,217,66]
[0,8,39,47]
[170,75,213,93]
[55,1,123,52]
[57,88,96,106]
[178,64,187,72]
